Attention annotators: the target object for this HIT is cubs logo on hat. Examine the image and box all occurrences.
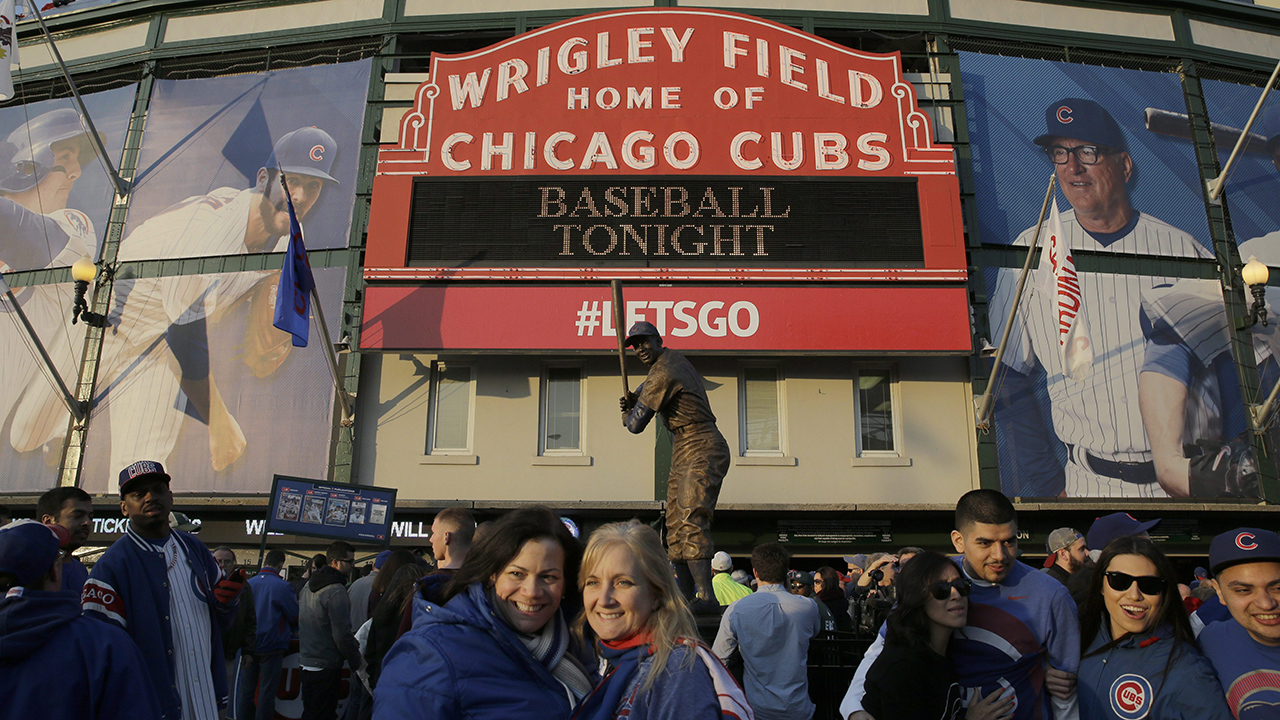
[1110,674,1152,720]
[1210,527,1280,576]
[118,459,171,495]
[269,126,340,185]
[1033,97,1128,152]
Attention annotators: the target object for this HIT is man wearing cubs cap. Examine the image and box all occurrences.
[1,519,161,719]
[1197,527,1280,719]
[83,460,246,720]
[620,321,730,614]
[989,97,1211,500]
[102,125,341,476]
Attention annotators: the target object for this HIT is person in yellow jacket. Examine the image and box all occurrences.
[710,551,752,606]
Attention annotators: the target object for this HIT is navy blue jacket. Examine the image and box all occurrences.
[248,566,298,653]
[373,583,585,720]
[1079,623,1233,719]
[1,587,162,720]
[82,527,236,720]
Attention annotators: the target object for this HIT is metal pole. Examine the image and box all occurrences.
[27,2,130,200]
[1207,57,1280,203]
[309,283,354,425]
[975,173,1058,429]
[1253,372,1280,432]
[256,510,271,570]
[277,171,354,426]
[0,279,84,422]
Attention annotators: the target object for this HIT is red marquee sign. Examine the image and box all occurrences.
[365,8,965,280]
[360,285,972,353]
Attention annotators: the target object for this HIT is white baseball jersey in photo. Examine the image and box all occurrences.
[1,208,96,455]
[992,207,1210,496]
[97,187,287,469]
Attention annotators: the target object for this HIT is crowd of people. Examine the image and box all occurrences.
[2,465,1279,720]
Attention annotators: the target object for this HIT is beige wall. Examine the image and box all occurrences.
[356,353,978,506]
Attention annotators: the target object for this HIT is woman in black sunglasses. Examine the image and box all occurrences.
[862,551,1014,720]
[1078,536,1232,719]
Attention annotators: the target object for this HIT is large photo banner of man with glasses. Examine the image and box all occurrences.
[958,52,1238,500]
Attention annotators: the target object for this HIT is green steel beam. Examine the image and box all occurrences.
[1182,59,1279,503]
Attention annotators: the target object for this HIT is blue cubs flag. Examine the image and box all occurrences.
[273,174,315,347]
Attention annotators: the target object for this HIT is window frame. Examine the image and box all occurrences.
[539,363,586,456]
[738,363,786,457]
[426,361,475,455]
[853,364,901,458]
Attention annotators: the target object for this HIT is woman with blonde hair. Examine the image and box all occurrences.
[572,520,747,720]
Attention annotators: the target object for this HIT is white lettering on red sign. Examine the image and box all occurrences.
[574,300,759,338]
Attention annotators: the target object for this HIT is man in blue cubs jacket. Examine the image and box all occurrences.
[1,519,161,720]
[82,460,245,720]
[240,548,299,720]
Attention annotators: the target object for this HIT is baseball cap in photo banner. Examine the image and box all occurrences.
[119,459,171,496]
[712,551,733,572]
[1210,528,1280,576]
[0,520,72,587]
[1033,98,1127,151]
[844,554,868,570]
[269,126,339,184]
[1043,528,1083,568]
[1087,513,1160,553]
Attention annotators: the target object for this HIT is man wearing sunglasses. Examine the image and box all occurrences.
[990,97,1211,500]
[842,490,1080,720]
[1197,528,1280,719]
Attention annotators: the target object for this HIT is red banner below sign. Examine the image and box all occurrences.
[361,285,972,352]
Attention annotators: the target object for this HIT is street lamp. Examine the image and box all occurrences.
[1242,256,1270,328]
[70,256,107,327]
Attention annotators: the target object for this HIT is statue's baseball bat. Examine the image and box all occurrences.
[1144,107,1269,154]
[611,280,629,396]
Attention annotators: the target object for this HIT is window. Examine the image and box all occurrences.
[428,364,473,454]
[740,366,782,455]
[855,368,897,455]
[541,367,582,454]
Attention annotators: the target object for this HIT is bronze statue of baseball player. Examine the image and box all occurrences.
[620,321,730,613]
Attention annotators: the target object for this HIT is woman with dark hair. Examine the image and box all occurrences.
[1078,536,1232,719]
[367,549,417,615]
[373,506,594,720]
[812,566,853,633]
[862,551,1013,720]
[364,563,427,689]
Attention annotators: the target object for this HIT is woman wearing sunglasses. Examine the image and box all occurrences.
[862,551,1014,720]
[1078,536,1232,719]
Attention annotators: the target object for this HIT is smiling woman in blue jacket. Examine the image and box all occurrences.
[1078,536,1233,720]
[373,507,595,720]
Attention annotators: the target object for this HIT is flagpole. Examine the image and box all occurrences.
[26,1,129,200]
[1,276,84,422]
[278,170,353,427]
[975,172,1058,429]
[308,283,354,426]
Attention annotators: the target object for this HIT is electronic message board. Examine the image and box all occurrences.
[406,176,923,267]
[266,474,397,544]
